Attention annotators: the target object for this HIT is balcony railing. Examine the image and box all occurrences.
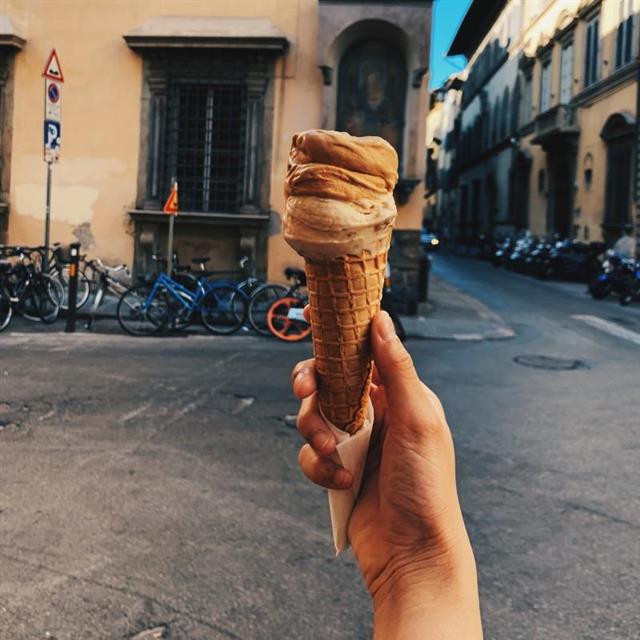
[532,104,579,144]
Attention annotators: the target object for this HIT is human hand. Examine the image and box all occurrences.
[292,310,482,639]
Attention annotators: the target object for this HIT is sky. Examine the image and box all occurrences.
[430,0,473,88]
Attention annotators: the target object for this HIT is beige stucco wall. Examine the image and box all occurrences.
[574,81,638,241]
[2,0,429,283]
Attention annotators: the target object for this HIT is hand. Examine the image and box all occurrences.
[292,310,482,639]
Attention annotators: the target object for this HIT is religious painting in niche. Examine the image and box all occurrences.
[337,39,407,163]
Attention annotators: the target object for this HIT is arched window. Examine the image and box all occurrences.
[337,39,407,162]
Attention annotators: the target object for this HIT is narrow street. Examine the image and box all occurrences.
[0,254,638,639]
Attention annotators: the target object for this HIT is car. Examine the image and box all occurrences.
[420,230,440,251]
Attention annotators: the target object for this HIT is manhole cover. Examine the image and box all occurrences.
[513,355,588,371]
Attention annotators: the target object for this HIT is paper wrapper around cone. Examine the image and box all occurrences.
[305,228,392,435]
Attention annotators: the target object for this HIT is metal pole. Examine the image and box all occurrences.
[65,242,80,333]
[43,160,53,272]
[166,213,175,276]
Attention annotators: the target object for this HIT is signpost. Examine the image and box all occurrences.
[163,180,179,276]
[42,49,64,264]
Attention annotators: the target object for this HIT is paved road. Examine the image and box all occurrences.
[431,255,640,640]
[0,255,638,639]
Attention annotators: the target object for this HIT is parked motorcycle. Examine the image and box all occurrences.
[618,259,640,306]
[541,240,605,282]
[493,237,516,268]
[588,250,635,300]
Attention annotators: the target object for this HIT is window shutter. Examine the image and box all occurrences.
[584,23,592,86]
[615,22,624,68]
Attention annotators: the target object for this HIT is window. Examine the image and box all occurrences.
[583,153,593,191]
[615,0,637,69]
[511,77,521,133]
[492,100,500,145]
[584,13,600,87]
[559,42,573,104]
[522,72,533,123]
[165,82,247,213]
[500,87,510,139]
[539,58,551,112]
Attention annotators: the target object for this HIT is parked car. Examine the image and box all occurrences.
[420,230,440,251]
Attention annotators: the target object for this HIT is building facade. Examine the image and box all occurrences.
[433,0,638,252]
[0,0,432,307]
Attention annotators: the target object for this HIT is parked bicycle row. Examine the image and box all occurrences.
[0,243,314,338]
[490,235,640,306]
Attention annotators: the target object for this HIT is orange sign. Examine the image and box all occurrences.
[163,182,179,215]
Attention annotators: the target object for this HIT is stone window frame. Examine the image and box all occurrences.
[135,50,277,218]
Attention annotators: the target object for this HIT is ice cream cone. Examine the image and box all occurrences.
[305,228,392,434]
[283,129,398,434]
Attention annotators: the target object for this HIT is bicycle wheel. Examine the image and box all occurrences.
[58,266,91,310]
[248,283,288,336]
[0,285,12,332]
[201,284,247,335]
[20,274,62,323]
[117,285,169,336]
[267,297,312,342]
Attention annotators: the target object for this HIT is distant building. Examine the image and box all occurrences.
[0,0,433,308]
[433,0,638,252]
[425,74,464,240]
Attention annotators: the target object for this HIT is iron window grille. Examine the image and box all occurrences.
[164,81,248,213]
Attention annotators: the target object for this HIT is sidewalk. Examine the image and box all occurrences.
[401,275,515,341]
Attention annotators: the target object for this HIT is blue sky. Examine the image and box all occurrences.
[430,0,472,88]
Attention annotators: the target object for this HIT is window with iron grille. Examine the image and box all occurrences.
[164,81,248,213]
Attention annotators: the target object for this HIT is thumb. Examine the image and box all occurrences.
[371,311,422,405]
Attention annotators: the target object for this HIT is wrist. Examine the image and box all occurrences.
[372,539,482,639]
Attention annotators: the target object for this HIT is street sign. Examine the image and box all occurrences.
[163,181,179,215]
[45,79,62,122]
[42,49,64,83]
[44,120,61,162]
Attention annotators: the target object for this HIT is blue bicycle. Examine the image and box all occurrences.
[116,268,247,337]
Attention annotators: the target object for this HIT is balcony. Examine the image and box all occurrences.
[531,104,579,147]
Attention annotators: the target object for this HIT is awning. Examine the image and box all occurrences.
[0,16,26,50]
[123,16,288,52]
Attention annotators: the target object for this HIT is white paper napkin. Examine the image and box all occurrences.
[322,400,374,554]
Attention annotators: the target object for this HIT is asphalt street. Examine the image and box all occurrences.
[0,254,638,639]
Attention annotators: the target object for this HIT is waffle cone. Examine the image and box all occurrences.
[305,228,392,434]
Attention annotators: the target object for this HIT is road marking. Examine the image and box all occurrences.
[572,315,640,346]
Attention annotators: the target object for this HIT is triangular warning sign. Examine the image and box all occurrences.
[163,182,179,215]
[42,49,64,83]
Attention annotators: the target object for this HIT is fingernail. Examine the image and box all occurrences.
[333,468,352,489]
[294,368,306,382]
[378,311,396,341]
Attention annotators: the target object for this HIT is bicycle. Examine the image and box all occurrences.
[116,264,248,337]
[0,245,63,327]
[264,267,311,342]
[34,243,92,311]
[84,258,132,330]
[247,267,307,336]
